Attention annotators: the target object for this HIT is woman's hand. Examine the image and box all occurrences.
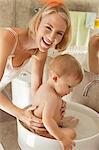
[18,106,46,131]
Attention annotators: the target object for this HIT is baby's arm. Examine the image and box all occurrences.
[42,96,75,149]
[60,100,79,128]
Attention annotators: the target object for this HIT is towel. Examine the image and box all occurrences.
[69,11,96,48]
[86,12,96,29]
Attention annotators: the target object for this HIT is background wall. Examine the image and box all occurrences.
[0,0,99,28]
[0,0,15,26]
[65,0,99,13]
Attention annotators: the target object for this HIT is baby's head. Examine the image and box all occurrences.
[48,54,83,96]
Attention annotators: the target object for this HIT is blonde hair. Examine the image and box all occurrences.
[48,54,83,83]
[28,1,71,52]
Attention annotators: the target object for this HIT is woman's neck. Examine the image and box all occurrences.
[18,29,38,51]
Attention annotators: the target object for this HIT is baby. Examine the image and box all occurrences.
[30,54,83,149]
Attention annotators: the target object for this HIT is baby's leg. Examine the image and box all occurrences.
[60,127,76,140]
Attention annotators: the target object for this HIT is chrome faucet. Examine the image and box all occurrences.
[83,78,99,96]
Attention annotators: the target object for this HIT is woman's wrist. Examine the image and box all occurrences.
[12,105,24,120]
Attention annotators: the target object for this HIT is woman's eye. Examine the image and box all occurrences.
[46,26,51,31]
[57,32,63,36]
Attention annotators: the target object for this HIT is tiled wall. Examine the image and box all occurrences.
[0,0,15,26]
[15,0,42,28]
[0,0,42,27]
[65,0,99,13]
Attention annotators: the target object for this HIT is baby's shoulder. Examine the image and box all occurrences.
[41,84,51,91]
[40,84,57,98]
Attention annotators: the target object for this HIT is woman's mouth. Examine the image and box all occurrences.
[41,37,52,49]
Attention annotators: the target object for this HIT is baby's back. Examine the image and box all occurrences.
[33,83,63,124]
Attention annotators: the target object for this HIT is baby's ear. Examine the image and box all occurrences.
[53,76,57,82]
[52,73,59,82]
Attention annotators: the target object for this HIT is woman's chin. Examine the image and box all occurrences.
[39,46,49,53]
[39,42,50,52]
[39,49,47,52]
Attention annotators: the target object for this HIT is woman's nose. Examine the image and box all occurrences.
[48,31,56,43]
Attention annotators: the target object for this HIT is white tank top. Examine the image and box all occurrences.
[0,28,30,91]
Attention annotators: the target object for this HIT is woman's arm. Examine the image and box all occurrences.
[17,50,48,130]
[0,29,43,129]
[0,92,43,128]
[31,51,47,97]
[0,28,16,80]
[0,28,18,114]
[89,35,99,74]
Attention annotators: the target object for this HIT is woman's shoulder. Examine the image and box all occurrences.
[0,27,18,63]
[0,27,16,43]
[0,27,24,38]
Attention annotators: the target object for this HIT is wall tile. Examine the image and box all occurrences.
[0,0,15,27]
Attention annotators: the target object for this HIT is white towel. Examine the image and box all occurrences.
[86,12,96,29]
[69,11,90,48]
[69,11,96,48]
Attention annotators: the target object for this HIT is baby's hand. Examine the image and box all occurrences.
[60,100,66,119]
[60,135,75,150]
[59,127,76,150]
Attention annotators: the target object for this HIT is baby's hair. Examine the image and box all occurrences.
[48,54,83,83]
[28,1,71,52]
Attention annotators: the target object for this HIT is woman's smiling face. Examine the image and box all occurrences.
[36,12,67,52]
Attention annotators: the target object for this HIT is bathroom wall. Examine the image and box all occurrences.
[15,0,42,28]
[0,0,99,27]
[65,0,99,13]
[0,0,15,26]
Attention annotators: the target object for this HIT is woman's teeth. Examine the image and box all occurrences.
[42,37,52,46]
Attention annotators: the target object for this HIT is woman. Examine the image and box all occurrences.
[0,1,71,130]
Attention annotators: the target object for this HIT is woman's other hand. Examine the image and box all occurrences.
[60,100,66,119]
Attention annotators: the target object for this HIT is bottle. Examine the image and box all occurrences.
[94,18,99,34]
[91,11,99,36]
